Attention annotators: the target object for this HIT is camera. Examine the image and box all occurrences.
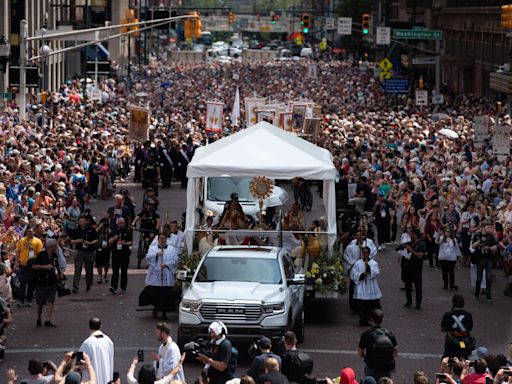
[248,342,261,360]
[396,243,410,251]
[183,338,210,358]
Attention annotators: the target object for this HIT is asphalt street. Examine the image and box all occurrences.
[1,180,510,383]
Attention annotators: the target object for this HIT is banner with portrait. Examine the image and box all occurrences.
[245,97,266,127]
[129,105,150,142]
[279,112,294,131]
[291,103,307,131]
[206,101,224,132]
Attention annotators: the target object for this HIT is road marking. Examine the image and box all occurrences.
[301,348,441,360]
[7,346,441,360]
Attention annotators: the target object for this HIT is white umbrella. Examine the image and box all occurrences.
[136,92,149,97]
[431,113,450,122]
[265,189,289,208]
[439,128,459,139]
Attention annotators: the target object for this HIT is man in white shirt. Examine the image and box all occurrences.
[344,230,377,312]
[151,322,185,381]
[80,317,114,384]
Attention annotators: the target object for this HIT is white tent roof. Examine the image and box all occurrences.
[187,121,336,180]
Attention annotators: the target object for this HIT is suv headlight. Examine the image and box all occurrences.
[263,303,285,315]
[180,300,201,313]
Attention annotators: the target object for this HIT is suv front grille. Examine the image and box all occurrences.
[200,303,262,322]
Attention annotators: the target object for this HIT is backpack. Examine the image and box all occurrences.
[366,328,395,372]
[221,339,238,379]
[285,350,314,384]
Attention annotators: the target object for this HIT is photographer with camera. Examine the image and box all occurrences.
[31,238,65,328]
[402,229,427,310]
[280,331,313,384]
[470,222,497,301]
[247,337,282,381]
[196,321,234,384]
[54,351,97,384]
[16,358,57,384]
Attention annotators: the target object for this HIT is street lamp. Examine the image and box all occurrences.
[0,35,11,73]
[39,19,51,100]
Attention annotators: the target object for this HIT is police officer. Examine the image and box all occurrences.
[440,294,474,359]
[470,222,498,301]
[132,200,160,269]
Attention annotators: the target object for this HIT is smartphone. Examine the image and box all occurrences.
[75,351,84,363]
[137,349,144,362]
[435,373,447,381]
[485,377,493,384]
[317,379,328,384]
[113,372,120,381]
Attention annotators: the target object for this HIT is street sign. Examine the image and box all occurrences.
[325,17,335,30]
[383,79,409,93]
[380,71,391,80]
[0,92,12,99]
[415,90,428,106]
[474,115,489,147]
[376,27,391,45]
[432,94,444,104]
[412,56,437,65]
[9,66,39,88]
[337,17,352,35]
[393,29,443,40]
[379,58,393,72]
[86,60,111,76]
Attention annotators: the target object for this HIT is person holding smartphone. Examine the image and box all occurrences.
[53,351,96,384]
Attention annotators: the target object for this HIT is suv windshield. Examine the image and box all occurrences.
[206,177,254,202]
[196,257,282,284]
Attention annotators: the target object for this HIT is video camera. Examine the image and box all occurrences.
[248,342,261,360]
[183,338,210,358]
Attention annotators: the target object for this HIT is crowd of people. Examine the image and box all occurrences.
[0,55,509,383]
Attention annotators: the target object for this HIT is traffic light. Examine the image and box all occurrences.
[193,11,202,39]
[228,11,235,24]
[498,101,503,113]
[121,9,139,37]
[501,5,512,29]
[362,13,370,34]
[301,13,311,33]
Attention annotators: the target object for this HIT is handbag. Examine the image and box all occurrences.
[56,279,71,297]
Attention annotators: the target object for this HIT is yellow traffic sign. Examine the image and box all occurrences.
[379,57,393,72]
[380,71,392,80]
[319,38,327,50]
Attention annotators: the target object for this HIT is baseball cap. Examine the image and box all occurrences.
[468,346,489,361]
[258,336,272,349]
[65,372,82,384]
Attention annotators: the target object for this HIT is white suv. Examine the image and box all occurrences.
[178,246,305,346]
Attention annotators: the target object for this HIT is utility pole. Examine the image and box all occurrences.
[19,19,27,121]
[83,0,89,98]
[435,39,440,95]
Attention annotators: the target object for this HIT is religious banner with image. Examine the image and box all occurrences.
[279,112,294,131]
[206,101,224,132]
[493,125,510,156]
[129,105,150,142]
[245,97,266,127]
[257,110,276,125]
[291,103,307,131]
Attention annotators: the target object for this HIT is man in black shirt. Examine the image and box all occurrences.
[358,309,398,380]
[441,294,474,358]
[71,216,99,293]
[280,331,313,384]
[141,152,160,193]
[196,321,232,384]
[349,176,370,213]
[403,229,427,309]
[108,218,133,294]
[132,200,160,269]
[470,222,498,301]
[32,238,62,327]
[247,337,282,381]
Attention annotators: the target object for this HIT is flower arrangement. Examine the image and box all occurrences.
[178,249,202,274]
[305,253,346,294]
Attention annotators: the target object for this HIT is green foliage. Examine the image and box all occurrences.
[255,0,302,12]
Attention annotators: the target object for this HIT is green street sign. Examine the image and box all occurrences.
[0,92,12,99]
[392,29,443,40]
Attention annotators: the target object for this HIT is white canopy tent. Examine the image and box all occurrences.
[185,121,338,253]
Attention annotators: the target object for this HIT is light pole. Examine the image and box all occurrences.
[39,19,51,96]
[0,34,11,92]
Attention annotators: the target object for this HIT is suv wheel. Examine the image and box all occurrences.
[292,309,305,343]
